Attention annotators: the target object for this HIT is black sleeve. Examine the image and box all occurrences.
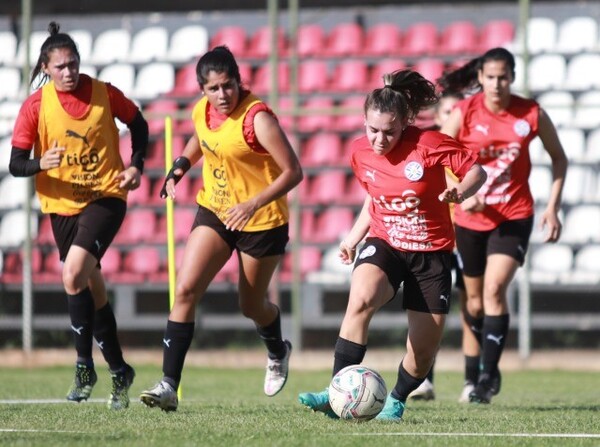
[9,146,41,177]
[127,110,149,174]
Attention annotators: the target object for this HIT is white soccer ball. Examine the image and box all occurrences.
[328,364,387,421]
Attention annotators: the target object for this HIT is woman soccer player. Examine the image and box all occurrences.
[9,22,148,410]
[298,69,487,421]
[140,46,303,411]
[439,47,568,403]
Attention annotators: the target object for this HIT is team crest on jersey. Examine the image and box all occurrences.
[359,244,376,259]
[513,119,531,137]
[404,161,423,181]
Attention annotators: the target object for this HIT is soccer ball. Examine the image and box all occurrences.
[328,365,387,421]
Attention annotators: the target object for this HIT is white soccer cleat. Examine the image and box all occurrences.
[264,340,292,396]
[408,378,435,401]
[458,381,475,403]
[140,380,178,412]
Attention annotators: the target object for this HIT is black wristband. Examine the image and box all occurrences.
[159,156,191,198]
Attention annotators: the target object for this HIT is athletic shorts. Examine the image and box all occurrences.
[192,205,289,258]
[353,237,453,314]
[50,197,126,262]
[455,216,534,277]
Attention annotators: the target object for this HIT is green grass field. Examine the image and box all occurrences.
[0,365,599,447]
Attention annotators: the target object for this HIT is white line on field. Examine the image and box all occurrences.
[0,428,97,434]
[346,432,600,439]
[0,398,105,404]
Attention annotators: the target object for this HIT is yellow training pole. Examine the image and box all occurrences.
[164,116,182,400]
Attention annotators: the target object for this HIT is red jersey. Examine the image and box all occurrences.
[454,93,539,231]
[350,126,477,252]
[11,74,139,150]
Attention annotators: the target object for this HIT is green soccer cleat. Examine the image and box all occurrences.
[108,364,135,410]
[375,394,405,421]
[66,363,98,402]
[298,389,339,419]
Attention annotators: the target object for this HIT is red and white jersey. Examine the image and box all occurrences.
[454,93,539,231]
[350,126,477,252]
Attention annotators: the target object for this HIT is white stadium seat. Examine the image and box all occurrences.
[128,26,169,64]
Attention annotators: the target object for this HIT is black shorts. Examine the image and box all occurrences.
[50,197,126,262]
[192,205,289,258]
[353,237,452,314]
[455,216,534,277]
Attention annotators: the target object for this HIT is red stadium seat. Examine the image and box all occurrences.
[400,22,439,56]
[122,246,162,282]
[297,24,326,57]
[478,19,515,52]
[247,26,287,59]
[300,132,343,167]
[412,58,446,84]
[368,58,407,89]
[288,208,317,242]
[210,26,247,58]
[146,135,186,171]
[298,60,329,94]
[36,215,55,246]
[148,174,192,206]
[168,63,200,98]
[113,209,157,245]
[143,99,180,136]
[334,95,365,133]
[329,59,369,93]
[37,249,62,284]
[312,207,355,244]
[363,23,402,57]
[305,170,347,206]
[438,21,478,55]
[280,246,322,282]
[2,248,43,284]
[340,176,367,206]
[297,96,334,134]
[126,176,152,207]
[251,62,290,95]
[325,22,364,57]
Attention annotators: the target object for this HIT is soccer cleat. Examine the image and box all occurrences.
[107,364,135,410]
[375,394,405,421]
[408,378,435,401]
[264,340,292,397]
[66,363,98,402]
[490,369,502,396]
[458,381,475,403]
[469,373,495,404]
[298,389,339,419]
[140,381,178,412]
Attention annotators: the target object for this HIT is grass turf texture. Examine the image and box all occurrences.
[0,366,599,447]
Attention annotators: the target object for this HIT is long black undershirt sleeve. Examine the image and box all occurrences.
[127,110,149,174]
[9,147,40,177]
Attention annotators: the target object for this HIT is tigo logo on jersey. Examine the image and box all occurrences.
[404,161,423,181]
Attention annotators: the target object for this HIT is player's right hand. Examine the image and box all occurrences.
[40,141,64,170]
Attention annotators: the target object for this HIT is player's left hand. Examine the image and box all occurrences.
[438,187,464,204]
[539,208,562,243]
[224,200,258,231]
[115,166,141,190]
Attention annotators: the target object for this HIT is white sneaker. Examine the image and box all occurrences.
[140,380,178,412]
[408,378,435,401]
[458,381,475,403]
[264,340,292,396]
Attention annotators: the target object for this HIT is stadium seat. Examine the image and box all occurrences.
[113,208,157,244]
[478,19,515,52]
[209,26,247,58]
[100,246,123,277]
[0,209,38,248]
[400,22,438,56]
[15,30,47,66]
[325,22,364,57]
[1,248,43,284]
[0,31,17,66]
[296,24,326,58]
[69,29,93,62]
[0,176,31,210]
[527,54,566,92]
[572,90,600,130]
[529,244,573,284]
[561,205,600,244]
[583,128,600,163]
[280,246,322,282]
[98,63,135,97]
[36,215,55,246]
[122,246,162,282]
[91,28,131,65]
[300,132,343,167]
[251,62,289,95]
[126,176,152,206]
[143,99,180,136]
[297,96,335,134]
[0,137,11,174]
[247,26,287,59]
[563,54,600,91]
[528,165,552,204]
[570,245,600,283]
[536,91,573,128]
[334,95,365,133]
[363,23,402,57]
[512,17,557,55]
[340,176,367,206]
[368,58,407,89]
[328,59,369,93]
[166,25,209,63]
[438,21,478,55]
[168,63,199,98]
[127,26,169,64]
[556,127,585,162]
[35,248,63,284]
[311,207,355,244]
[305,170,347,205]
[152,207,196,244]
[561,165,596,205]
[148,173,191,205]
[288,208,317,242]
[412,58,445,84]
[555,16,598,54]
[298,60,329,94]
[132,62,175,100]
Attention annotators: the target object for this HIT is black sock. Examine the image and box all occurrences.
[392,361,424,402]
[480,314,510,377]
[162,320,195,389]
[93,303,125,371]
[465,355,480,384]
[463,312,484,346]
[67,288,95,365]
[426,358,435,383]
[332,337,366,376]
[256,307,286,360]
